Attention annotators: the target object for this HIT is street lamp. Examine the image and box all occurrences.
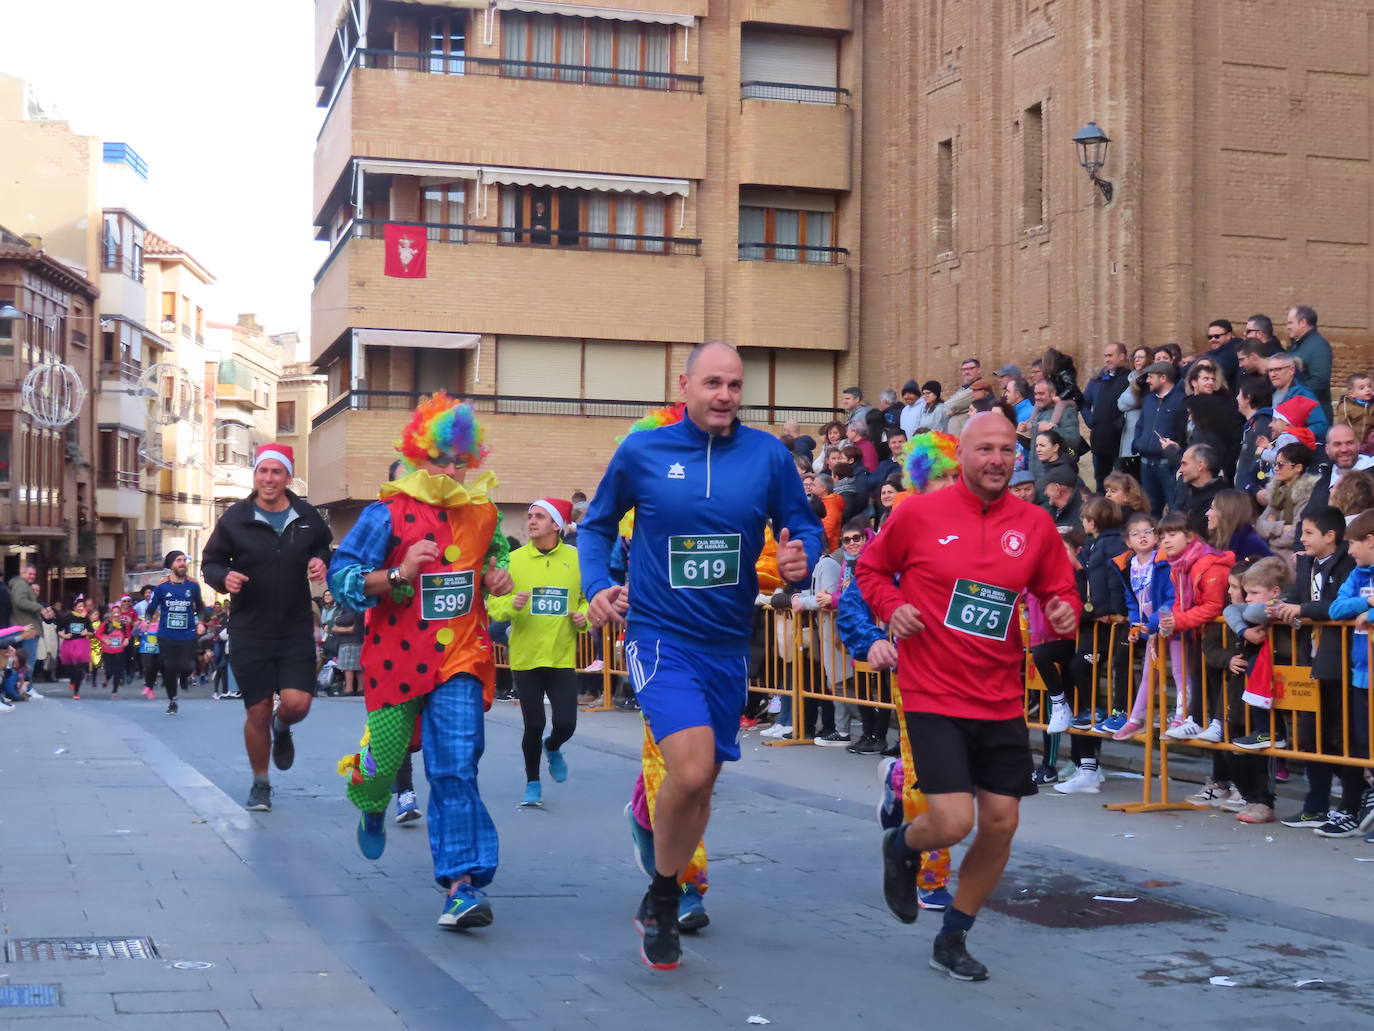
[1072,121,1113,204]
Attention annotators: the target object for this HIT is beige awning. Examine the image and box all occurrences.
[355,329,480,351]
[492,0,694,27]
[480,166,689,196]
[355,158,481,182]
[392,0,489,7]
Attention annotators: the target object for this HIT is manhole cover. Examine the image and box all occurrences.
[0,985,60,1007]
[985,892,1207,929]
[6,937,159,962]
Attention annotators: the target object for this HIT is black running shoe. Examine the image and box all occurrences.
[634,890,681,970]
[881,827,920,924]
[931,931,989,981]
[165,701,178,716]
[272,725,295,771]
[245,782,272,812]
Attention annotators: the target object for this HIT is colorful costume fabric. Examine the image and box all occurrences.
[631,723,709,894]
[331,464,508,887]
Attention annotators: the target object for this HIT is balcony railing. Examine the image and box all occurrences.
[315,218,702,284]
[99,358,143,383]
[358,47,704,94]
[313,389,838,431]
[738,241,849,265]
[97,470,140,490]
[740,81,850,105]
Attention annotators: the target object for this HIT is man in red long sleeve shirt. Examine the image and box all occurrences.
[855,413,1080,982]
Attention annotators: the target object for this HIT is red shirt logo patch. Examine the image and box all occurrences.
[1001,530,1026,557]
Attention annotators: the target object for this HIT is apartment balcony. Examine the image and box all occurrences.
[311,221,705,359]
[737,0,851,32]
[308,391,837,509]
[97,359,149,429]
[729,256,850,351]
[737,84,851,192]
[96,471,143,521]
[213,463,254,501]
[315,55,706,220]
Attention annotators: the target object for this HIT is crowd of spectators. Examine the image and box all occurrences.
[761,304,1374,841]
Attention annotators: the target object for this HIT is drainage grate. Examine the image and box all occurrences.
[6,937,159,962]
[0,985,61,1007]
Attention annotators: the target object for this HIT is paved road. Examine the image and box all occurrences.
[4,683,1374,1030]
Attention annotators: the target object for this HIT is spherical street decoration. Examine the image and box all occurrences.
[139,361,202,426]
[139,420,204,470]
[21,361,87,428]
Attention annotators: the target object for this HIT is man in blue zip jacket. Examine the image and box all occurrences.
[579,341,823,970]
[1132,361,1188,514]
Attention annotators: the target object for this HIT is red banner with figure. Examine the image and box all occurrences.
[384,224,427,278]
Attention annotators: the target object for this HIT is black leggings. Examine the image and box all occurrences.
[515,667,579,782]
[103,650,130,691]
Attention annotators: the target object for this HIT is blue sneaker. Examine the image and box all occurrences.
[356,811,386,860]
[677,884,710,933]
[876,756,901,830]
[1096,711,1127,736]
[519,781,543,807]
[1070,712,1094,730]
[544,737,568,783]
[1365,830,1374,844]
[438,883,493,929]
[395,789,422,825]
[625,802,655,877]
[919,886,954,911]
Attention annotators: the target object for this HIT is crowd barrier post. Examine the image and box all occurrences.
[761,606,814,747]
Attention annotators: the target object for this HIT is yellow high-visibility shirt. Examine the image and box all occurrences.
[487,540,590,671]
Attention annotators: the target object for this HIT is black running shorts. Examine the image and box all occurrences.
[230,644,317,709]
[904,711,1037,798]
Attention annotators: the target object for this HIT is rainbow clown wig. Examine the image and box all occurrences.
[396,391,489,471]
[902,431,959,493]
[619,402,685,442]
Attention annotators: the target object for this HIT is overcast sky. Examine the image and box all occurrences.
[2,0,326,343]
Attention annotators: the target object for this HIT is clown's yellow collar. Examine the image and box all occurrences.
[379,468,497,507]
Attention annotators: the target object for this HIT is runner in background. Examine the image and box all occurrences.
[145,552,205,715]
[488,497,589,808]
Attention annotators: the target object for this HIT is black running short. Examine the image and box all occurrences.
[158,638,198,679]
[230,643,317,709]
[904,711,1037,798]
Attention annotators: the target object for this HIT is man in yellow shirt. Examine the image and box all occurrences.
[488,498,590,807]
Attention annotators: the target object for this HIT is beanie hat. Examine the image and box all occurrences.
[529,498,573,531]
[1045,466,1078,488]
[901,379,920,396]
[164,550,186,569]
[921,380,942,397]
[253,443,294,477]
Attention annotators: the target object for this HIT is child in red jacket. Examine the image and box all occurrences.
[1157,510,1235,737]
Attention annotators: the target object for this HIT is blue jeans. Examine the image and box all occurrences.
[422,673,498,889]
[1140,457,1176,516]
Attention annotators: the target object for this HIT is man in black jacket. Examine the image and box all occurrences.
[1133,362,1189,514]
[1172,444,1225,522]
[1271,506,1360,827]
[202,444,332,812]
[1083,343,1130,491]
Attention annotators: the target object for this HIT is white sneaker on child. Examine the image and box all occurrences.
[1046,698,1072,734]
[1053,769,1102,794]
[1218,788,1246,812]
[1195,718,1224,743]
[1186,780,1223,806]
[1165,717,1202,740]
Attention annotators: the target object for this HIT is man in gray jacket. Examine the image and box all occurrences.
[9,566,44,633]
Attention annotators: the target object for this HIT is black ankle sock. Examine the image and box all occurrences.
[887,823,923,866]
[940,906,975,938]
[651,872,679,899]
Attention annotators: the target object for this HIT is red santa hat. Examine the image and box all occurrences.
[529,497,573,531]
[253,443,294,477]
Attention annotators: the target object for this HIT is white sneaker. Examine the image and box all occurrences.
[760,723,789,739]
[1046,698,1072,734]
[1218,787,1246,812]
[582,659,604,673]
[766,696,782,714]
[0,700,13,713]
[1165,716,1202,740]
[1195,718,1224,743]
[1186,780,1223,806]
[27,687,42,699]
[1053,769,1102,794]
